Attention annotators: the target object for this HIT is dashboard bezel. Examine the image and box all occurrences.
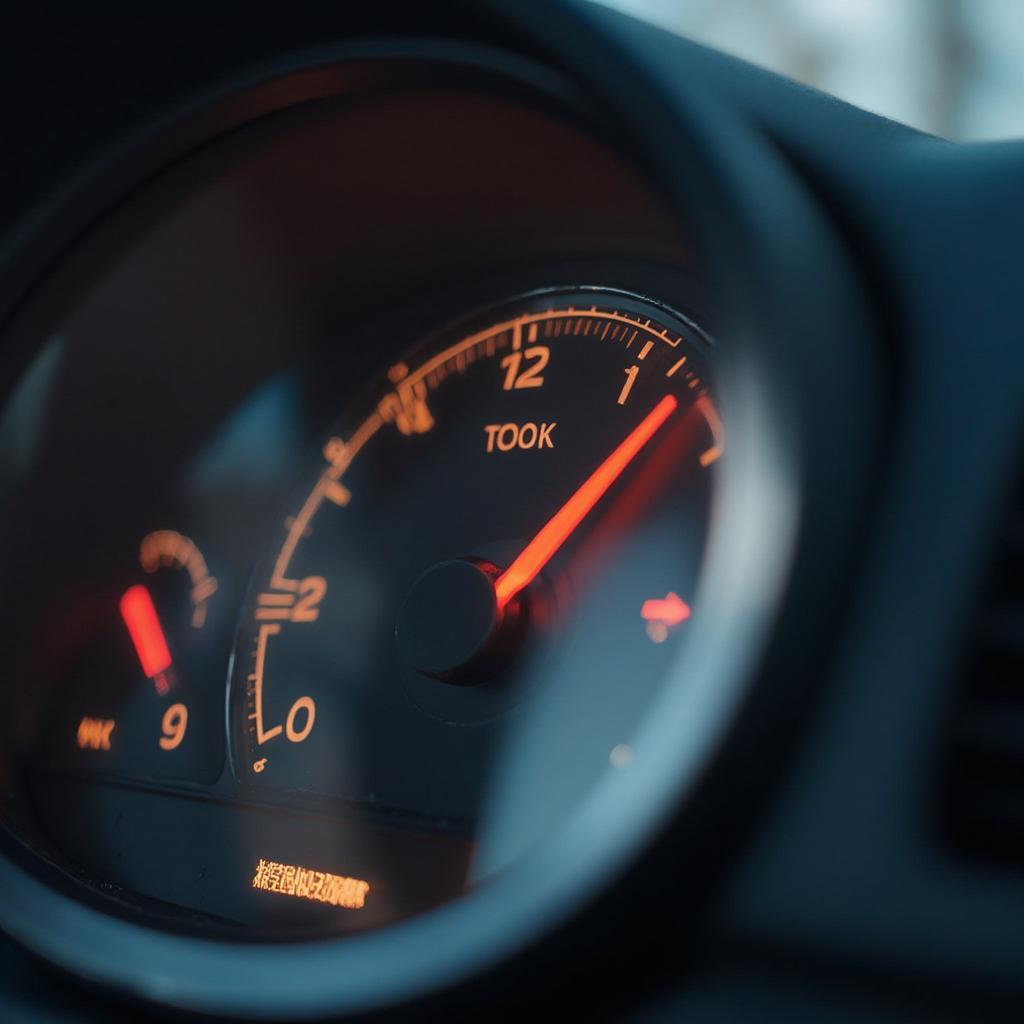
[0,24,878,1019]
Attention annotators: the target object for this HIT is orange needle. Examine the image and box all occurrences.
[120,584,172,679]
[494,394,678,609]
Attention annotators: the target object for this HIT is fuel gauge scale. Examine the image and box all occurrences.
[44,529,227,785]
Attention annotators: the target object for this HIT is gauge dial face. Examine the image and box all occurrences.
[229,290,721,925]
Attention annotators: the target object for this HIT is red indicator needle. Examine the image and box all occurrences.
[120,584,172,679]
[495,394,678,609]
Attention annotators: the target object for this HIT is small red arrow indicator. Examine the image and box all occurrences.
[641,592,691,629]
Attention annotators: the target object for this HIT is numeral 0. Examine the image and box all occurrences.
[285,696,316,743]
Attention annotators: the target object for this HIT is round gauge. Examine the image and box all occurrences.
[228,288,721,929]
[0,24,874,1020]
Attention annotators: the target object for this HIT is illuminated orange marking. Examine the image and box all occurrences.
[251,619,317,748]
[255,577,326,622]
[527,322,538,342]
[293,576,326,620]
[285,696,316,742]
[379,385,433,436]
[322,436,347,467]
[396,309,676,405]
[270,413,382,590]
[637,340,654,360]
[252,624,282,743]
[268,310,694,592]
[252,859,369,909]
[666,355,687,378]
[159,703,188,750]
[495,395,678,608]
[139,530,217,628]
[255,609,288,621]
[641,592,691,626]
[283,515,311,540]
[120,585,172,679]
[322,479,352,507]
[77,717,115,751]
[618,365,639,405]
[697,395,725,467]
[484,422,556,452]
[500,346,548,390]
[192,576,218,605]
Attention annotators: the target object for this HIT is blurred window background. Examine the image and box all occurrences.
[597,0,1024,140]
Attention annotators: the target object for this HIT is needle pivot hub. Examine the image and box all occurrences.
[396,559,523,685]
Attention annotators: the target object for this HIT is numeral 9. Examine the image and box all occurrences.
[159,702,188,750]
